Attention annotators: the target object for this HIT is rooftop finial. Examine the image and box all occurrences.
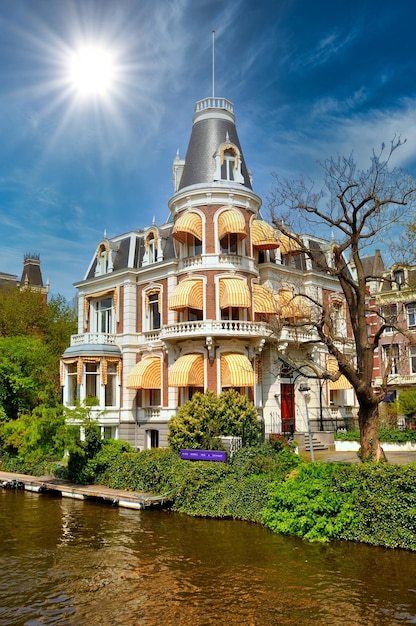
[212,30,215,98]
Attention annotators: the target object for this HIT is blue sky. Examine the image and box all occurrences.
[1,0,416,301]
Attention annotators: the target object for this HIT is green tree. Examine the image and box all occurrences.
[0,288,76,419]
[0,335,60,419]
[0,405,78,473]
[0,285,48,337]
[398,389,416,427]
[269,139,416,461]
[168,390,260,452]
[45,294,77,357]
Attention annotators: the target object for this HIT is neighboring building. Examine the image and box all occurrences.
[61,95,356,449]
[371,262,416,419]
[0,253,49,300]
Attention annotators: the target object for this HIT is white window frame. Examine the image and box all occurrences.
[407,303,416,329]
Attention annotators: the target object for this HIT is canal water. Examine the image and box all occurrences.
[1,489,416,625]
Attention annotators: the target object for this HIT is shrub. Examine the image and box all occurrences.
[333,463,416,550]
[335,428,416,443]
[168,390,260,451]
[262,463,357,542]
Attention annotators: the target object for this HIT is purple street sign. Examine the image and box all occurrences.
[180,449,227,462]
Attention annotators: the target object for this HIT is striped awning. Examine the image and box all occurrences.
[251,220,279,250]
[219,278,250,309]
[278,288,310,320]
[168,353,205,387]
[218,209,247,240]
[168,280,203,311]
[327,357,353,390]
[126,357,161,389]
[172,212,202,243]
[253,284,280,315]
[221,353,255,387]
[279,233,303,255]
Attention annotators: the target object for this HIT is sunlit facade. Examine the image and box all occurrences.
[61,95,356,449]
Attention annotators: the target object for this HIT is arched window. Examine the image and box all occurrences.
[144,230,159,265]
[95,243,109,276]
[221,148,236,181]
[213,142,244,184]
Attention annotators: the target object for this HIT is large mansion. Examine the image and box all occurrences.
[60,94,357,450]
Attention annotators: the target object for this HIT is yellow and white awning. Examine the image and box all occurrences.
[218,209,247,240]
[279,233,303,255]
[172,212,203,243]
[253,284,280,315]
[278,288,310,320]
[219,278,250,309]
[168,280,203,311]
[126,357,161,389]
[251,220,279,250]
[221,353,255,387]
[327,357,353,390]
[168,354,205,387]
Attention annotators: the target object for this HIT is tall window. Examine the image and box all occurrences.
[94,297,113,333]
[96,245,108,275]
[382,344,400,375]
[220,232,238,255]
[147,236,157,263]
[331,301,346,336]
[380,304,397,333]
[221,149,236,180]
[410,347,416,375]
[147,292,161,330]
[407,303,416,328]
[67,363,79,405]
[85,362,99,398]
[105,362,117,406]
[147,429,159,448]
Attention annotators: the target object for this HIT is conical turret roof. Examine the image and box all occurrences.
[178,97,252,191]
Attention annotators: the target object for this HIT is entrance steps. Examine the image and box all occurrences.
[304,434,329,451]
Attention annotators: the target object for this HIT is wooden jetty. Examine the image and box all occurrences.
[0,470,172,510]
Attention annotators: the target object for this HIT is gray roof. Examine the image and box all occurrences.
[179,116,252,191]
[62,344,122,358]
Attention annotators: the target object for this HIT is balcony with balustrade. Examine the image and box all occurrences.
[70,332,117,346]
[178,253,256,274]
[159,319,270,343]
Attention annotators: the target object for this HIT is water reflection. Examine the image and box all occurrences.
[1,489,416,625]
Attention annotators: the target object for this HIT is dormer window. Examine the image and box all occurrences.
[143,230,160,265]
[213,142,244,184]
[393,269,405,289]
[95,243,109,276]
[221,149,236,181]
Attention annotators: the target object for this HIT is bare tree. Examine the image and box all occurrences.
[268,139,416,461]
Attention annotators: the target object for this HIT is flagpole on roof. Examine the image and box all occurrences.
[212,30,215,98]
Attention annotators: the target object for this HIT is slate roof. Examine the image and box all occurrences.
[178,112,252,191]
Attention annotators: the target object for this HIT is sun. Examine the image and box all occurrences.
[69,46,115,95]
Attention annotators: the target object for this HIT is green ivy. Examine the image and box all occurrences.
[262,463,357,542]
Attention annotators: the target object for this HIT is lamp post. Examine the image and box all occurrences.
[299,383,314,461]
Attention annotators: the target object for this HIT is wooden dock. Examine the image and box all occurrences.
[0,470,172,510]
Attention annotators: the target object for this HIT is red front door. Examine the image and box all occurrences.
[281,383,295,435]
